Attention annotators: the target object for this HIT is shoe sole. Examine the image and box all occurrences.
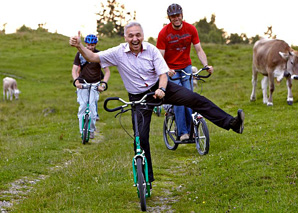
[238,109,245,134]
[180,138,189,141]
[180,135,189,141]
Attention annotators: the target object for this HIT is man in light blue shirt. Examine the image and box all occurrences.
[69,21,244,188]
[98,41,168,94]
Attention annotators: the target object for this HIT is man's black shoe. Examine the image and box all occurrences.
[230,109,245,134]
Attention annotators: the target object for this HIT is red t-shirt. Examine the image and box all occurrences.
[156,21,200,69]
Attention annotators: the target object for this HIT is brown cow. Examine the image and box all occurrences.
[250,39,298,106]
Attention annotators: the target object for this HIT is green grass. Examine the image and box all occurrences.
[1,31,298,212]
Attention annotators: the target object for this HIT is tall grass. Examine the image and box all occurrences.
[0,32,298,212]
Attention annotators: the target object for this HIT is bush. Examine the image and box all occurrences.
[16,25,33,33]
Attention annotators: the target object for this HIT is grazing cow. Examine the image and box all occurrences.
[3,77,20,101]
[250,39,298,106]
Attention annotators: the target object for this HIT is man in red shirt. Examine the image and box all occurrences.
[157,3,214,141]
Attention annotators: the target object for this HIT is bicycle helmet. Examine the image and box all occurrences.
[84,34,98,44]
[167,3,183,16]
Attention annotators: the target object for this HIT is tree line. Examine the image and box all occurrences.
[193,14,276,44]
[96,0,275,45]
[1,0,276,45]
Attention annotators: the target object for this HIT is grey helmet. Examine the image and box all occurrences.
[167,3,183,16]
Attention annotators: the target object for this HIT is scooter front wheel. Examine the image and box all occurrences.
[137,157,146,211]
[82,114,89,144]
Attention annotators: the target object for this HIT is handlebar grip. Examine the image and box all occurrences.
[195,67,211,79]
[146,91,156,96]
[170,76,183,80]
[146,91,163,106]
[196,73,211,78]
[73,78,79,87]
[73,77,85,87]
[169,69,185,80]
[147,102,163,106]
[103,97,123,112]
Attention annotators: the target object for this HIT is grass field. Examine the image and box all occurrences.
[1,31,298,212]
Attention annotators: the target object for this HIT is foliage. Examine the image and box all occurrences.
[194,14,227,44]
[227,33,249,45]
[147,36,156,44]
[250,34,261,44]
[16,25,34,33]
[264,26,277,39]
[36,23,48,33]
[92,1,275,44]
[96,0,136,37]
[15,24,48,34]
[193,14,276,45]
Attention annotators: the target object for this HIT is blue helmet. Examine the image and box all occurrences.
[84,34,98,44]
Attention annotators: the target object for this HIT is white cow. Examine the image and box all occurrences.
[3,77,20,101]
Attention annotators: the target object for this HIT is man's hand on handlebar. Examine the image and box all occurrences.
[97,85,105,92]
[96,81,108,92]
[168,69,176,77]
[205,65,214,74]
[75,81,83,89]
[154,88,165,99]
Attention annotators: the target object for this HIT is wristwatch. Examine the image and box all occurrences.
[101,83,106,89]
[159,87,166,93]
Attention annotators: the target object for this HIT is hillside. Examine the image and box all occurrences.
[0,31,298,212]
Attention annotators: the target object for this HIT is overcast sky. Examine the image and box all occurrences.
[1,0,297,45]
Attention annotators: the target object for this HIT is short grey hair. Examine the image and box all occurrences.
[124,21,144,36]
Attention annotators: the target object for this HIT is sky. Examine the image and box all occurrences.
[1,0,298,45]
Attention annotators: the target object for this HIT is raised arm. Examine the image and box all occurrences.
[69,31,101,63]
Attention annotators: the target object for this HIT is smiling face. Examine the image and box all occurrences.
[169,13,183,30]
[124,25,144,54]
[86,43,96,52]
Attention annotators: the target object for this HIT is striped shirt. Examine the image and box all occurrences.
[97,42,168,94]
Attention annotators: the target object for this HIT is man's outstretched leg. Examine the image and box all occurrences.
[164,82,245,134]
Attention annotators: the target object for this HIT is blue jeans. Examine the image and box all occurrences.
[169,65,193,136]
